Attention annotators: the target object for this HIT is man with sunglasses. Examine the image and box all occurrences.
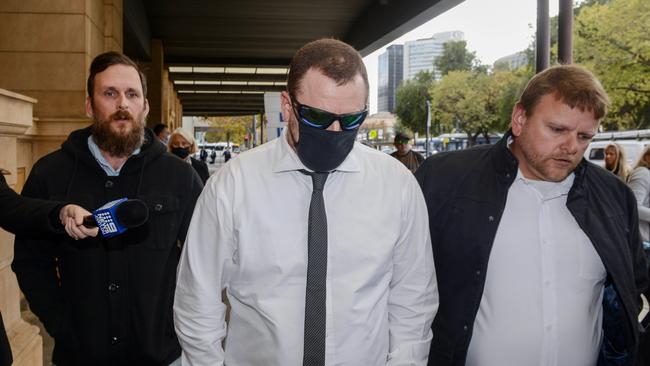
[391,131,424,173]
[175,38,438,366]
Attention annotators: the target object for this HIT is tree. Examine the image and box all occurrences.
[434,41,480,77]
[204,115,250,144]
[394,71,434,134]
[574,0,650,129]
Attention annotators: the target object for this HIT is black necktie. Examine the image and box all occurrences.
[301,170,329,366]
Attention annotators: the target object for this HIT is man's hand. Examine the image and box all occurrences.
[59,204,99,240]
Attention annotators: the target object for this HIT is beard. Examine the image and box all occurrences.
[516,130,578,182]
[92,109,145,157]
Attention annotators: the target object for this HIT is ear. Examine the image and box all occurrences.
[143,98,150,118]
[85,96,94,118]
[280,91,293,122]
[511,103,527,137]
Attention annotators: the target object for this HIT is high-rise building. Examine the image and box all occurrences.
[493,51,529,71]
[403,31,464,80]
[377,45,403,113]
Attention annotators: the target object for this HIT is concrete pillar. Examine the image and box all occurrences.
[0,89,41,366]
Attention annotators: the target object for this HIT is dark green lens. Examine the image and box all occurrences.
[301,106,332,126]
[340,112,365,127]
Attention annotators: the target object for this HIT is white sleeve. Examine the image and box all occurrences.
[627,168,650,223]
[386,173,438,366]
[174,169,235,366]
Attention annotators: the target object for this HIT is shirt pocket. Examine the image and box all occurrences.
[140,194,181,250]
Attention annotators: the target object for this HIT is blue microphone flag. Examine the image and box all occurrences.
[93,198,128,237]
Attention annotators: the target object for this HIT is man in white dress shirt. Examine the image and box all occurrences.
[174,38,438,366]
[416,64,648,365]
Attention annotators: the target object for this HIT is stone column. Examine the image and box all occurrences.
[0,0,123,169]
[0,89,41,366]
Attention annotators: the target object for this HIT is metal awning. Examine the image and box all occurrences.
[124,0,465,116]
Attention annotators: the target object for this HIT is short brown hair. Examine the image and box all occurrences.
[287,38,368,100]
[87,51,147,98]
[517,64,609,120]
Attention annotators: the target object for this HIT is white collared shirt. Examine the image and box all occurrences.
[174,129,438,366]
[466,170,606,366]
[87,136,141,176]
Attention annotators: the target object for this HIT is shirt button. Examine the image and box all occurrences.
[488,216,494,222]
[105,180,114,188]
[506,173,511,178]
[463,325,468,331]
[154,203,163,212]
[108,283,120,292]
[476,270,481,276]
[111,336,119,345]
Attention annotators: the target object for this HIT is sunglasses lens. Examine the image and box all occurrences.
[340,112,366,129]
[300,106,333,127]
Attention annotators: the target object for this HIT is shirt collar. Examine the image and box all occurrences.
[87,135,141,176]
[271,127,361,173]
[515,168,575,200]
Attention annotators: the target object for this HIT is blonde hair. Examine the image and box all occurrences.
[168,128,197,154]
[634,145,650,169]
[605,143,630,180]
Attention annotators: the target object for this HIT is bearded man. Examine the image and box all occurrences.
[12,52,203,366]
[416,64,648,366]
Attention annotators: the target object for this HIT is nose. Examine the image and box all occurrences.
[117,93,128,110]
[326,120,342,132]
[562,134,578,155]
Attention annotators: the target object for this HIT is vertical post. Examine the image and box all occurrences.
[558,0,574,64]
[536,0,550,72]
[252,114,257,147]
[425,100,431,157]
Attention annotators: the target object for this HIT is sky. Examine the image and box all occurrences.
[364,0,561,114]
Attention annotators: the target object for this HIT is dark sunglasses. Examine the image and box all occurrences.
[291,98,367,131]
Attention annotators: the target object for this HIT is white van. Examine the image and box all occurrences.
[584,140,649,167]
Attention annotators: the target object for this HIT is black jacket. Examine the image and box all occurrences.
[190,157,210,184]
[12,127,203,366]
[0,174,63,366]
[416,132,648,366]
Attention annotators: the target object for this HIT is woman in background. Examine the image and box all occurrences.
[168,128,210,184]
[604,142,630,181]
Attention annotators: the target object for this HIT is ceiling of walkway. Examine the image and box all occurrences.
[123,0,464,116]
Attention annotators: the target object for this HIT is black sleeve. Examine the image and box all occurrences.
[10,167,66,339]
[178,167,204,243]
[0,174,63,236]
[192,159,210,184]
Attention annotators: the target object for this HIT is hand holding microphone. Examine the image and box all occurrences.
[60,204,98,240]
[82,198,149,238]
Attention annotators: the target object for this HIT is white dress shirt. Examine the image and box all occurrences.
[466,170,606,366]
[174,129,438,366]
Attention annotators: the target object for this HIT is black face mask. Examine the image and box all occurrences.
[296,124,358,172]
[171,147,191,159]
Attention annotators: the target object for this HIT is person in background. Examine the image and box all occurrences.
[626,145,650,366]
[390,131,424,173]
[153,123,170,144]
[417,64,648,365]
[605,142,630,181]
[1,169,97,366]
[223,147,232,163]
[168,128,210,184]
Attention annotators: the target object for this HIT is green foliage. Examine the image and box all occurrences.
[434,41,479,77]
[204,115,250,144]
[394,71,433,134]
[574,0,650,129]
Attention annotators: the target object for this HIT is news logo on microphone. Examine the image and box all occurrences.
[93,198,129,237]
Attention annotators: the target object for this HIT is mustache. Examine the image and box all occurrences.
[111,110,134,121]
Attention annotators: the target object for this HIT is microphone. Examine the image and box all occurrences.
[83,198,149,237]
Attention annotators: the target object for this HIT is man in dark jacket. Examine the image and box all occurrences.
[12,52,203,366]
[417,65,648,365]
[1,171,96,366]
[391,131,424,173]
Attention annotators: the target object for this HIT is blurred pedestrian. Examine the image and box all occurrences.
[223,148,232,163]
[153,123,170,144]
[605,142,630,181]
[417,64,648,365]
[168,128,210,184]
[390,131,424,173]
